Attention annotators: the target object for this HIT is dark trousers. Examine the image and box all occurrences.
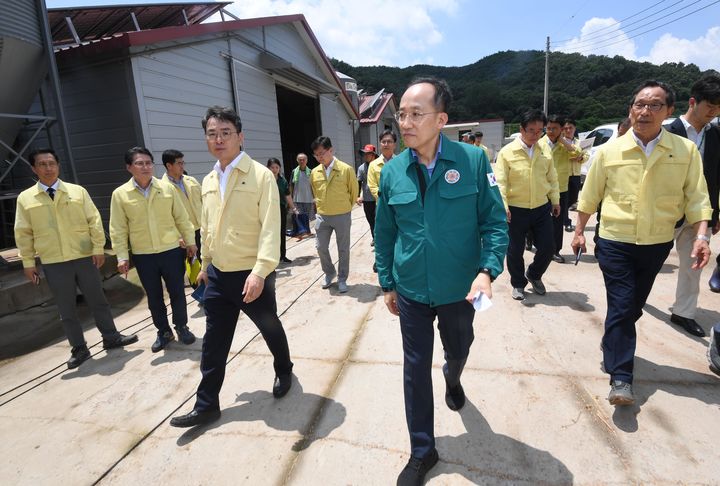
[596,238,672,384]
[194,266,293,412]
[280,206,288,259]
[133,247,187,333]
[397,292,475,458]
[43,257,120,347]
[567,175,581,210]
[507,203,554,288]
[552,191,569,253]
[362,200,376,239]
[195,229,202,261]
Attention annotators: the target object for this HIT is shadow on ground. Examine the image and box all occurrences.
[0,276,145,360]
[611,356,720,432]
[176,378,346,452]
[434,398,573,484]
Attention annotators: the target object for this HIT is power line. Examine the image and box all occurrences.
[569,0,720,55]
[553,0,670,43]
[552,0,705,51]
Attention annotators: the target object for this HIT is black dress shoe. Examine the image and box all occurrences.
[175,326,196,345]
[67,345,91,369]
[552,253,566,263]
[151,330,175,353]
[710,265,720,293]
[397,448,439,486]
[280,257,293,264]
[273,373,293,398]
[103,333,139,350]
[170,409,221,428]
[445,382,466,411]
[670,314,706,337]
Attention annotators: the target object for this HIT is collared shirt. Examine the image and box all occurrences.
[109,176,195,261]
[519,138,535,159]
[166,174,187,196]
[213,152,244,200]
[38,180,60,193]
[324,159,335,179]
[578,129,712,245]
[631,128,663,157]
[132,178,153,198]
[680,115,710,156]
[410,137,443,177]
[15,180,106,267]
[367,154,391,201]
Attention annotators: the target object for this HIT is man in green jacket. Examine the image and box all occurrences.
[375,77,508,486]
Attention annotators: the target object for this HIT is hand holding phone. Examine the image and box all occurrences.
[574,247,583,266]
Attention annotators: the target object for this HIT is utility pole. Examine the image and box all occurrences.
[543,36,549,114]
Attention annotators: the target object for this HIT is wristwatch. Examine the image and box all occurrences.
[381,286,394,293]
[696,234,710,242]
[479,268,495,282]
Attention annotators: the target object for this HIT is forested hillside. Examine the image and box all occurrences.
[332,51,717,131]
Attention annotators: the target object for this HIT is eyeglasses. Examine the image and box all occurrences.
[394,111,439,124]
[632,102,666,112]
[36,162,58,169]
[380,139,396,145]
[313,150,329,159]
[132,161,154,168]
[205,130,238,140]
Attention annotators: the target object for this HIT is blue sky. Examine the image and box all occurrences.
[46,0,720,69]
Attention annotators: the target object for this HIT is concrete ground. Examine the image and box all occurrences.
[1,206,719,485]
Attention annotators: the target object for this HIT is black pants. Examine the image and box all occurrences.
[362,200,376,239]
[397,292,474,459]
[552,191,569,254]
[507,203,554,288]
[133,247,187,333]
[280,206,288,259]
[596,238,672,383]
[567,175,581,210]
[194,266,293,412]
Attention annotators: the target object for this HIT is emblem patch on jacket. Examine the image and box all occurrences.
[487,173,498,187]
[444,169,460,184]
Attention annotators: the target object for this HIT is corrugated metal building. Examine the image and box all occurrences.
[4,8,358,243]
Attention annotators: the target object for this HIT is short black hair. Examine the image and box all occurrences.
[520,109,547,129]
[630,80,676,107]
[124,146,153,165]
[202,105,242,132]
[467,133,476,142]
[691,74,720,105]
[28,148,59,166]
[379,129,397,142]
[563,118,576,126]
[547,114,564,126]
[406,76,452,113]
[474,131,483,138]
[310,136,333,152]
[267,157,282,168]
[162,149,184,167]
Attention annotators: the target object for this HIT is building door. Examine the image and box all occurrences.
[275,85,320,179]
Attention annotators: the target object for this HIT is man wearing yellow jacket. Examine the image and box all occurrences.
[539,115,583,263]
[170,106,293,428]
[572,81,712,406]
[309,136,359,293]
[15,149,137,369]
[367,129,398,201]
[110,147,197,353]
[495,109,560,301]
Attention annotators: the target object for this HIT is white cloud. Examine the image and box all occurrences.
[213,0,458,66]
[555,17,637,59]
[640,27,720,70]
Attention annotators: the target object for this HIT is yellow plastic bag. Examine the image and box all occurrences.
[185,256,201,287]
